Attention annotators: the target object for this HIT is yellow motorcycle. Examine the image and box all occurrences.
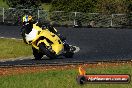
[21,22,74,60]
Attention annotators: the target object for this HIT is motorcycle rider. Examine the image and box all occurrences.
[22,15,71,59]
[22,15,67,44]
[22,15,38,44]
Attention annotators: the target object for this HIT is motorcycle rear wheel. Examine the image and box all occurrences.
[64,45,74,58]
[64,51,74,58]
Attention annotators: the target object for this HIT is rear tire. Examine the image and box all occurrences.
[64,44,74,58]
[64,51,74,58]
[39,43,57,59]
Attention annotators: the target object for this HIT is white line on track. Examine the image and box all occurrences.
[0,37,22,40]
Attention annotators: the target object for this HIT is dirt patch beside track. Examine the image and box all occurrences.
[0,61,132,76]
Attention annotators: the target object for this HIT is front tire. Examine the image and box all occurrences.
[39,43,57,59]
[32,47,43,60]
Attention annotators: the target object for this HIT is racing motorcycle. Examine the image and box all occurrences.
[21,22,75,60]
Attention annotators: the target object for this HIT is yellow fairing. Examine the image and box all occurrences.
[37,39,50,47]
[33,24,42,31]
[32,24,64,55]
[51,43,63,55]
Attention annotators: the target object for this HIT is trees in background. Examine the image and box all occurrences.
[51,0,132,14]
[40,0,52,3]
[95,0,128,14]
[3,0,132,14]
[3,0,42,9]
[51,0,97,12]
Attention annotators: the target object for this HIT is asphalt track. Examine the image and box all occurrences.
[0,25,132,66]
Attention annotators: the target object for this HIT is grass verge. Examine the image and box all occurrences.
[41,3,51,10]
[0,0,9,8]
[0,38,32,59]
[0,63,132,88]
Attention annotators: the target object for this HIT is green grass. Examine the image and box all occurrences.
[0,64,132,88]
[0,0,9,8]
[41,3,51,11]
[0,38,32,59]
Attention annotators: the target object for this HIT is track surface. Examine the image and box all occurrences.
[0,25,132,66]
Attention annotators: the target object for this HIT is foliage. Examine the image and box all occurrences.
[3,0,42,9]
[41,0,52,3]
[51,0,132,14]
[51,0,97,13]
[2,0,132,14]
[0,0,9,8]
[96,0,128,14]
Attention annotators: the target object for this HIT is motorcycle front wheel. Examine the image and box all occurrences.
[39,43,57,59]
[32,47,43,60]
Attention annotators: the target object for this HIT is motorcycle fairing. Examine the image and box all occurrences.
[32,24,64,55]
